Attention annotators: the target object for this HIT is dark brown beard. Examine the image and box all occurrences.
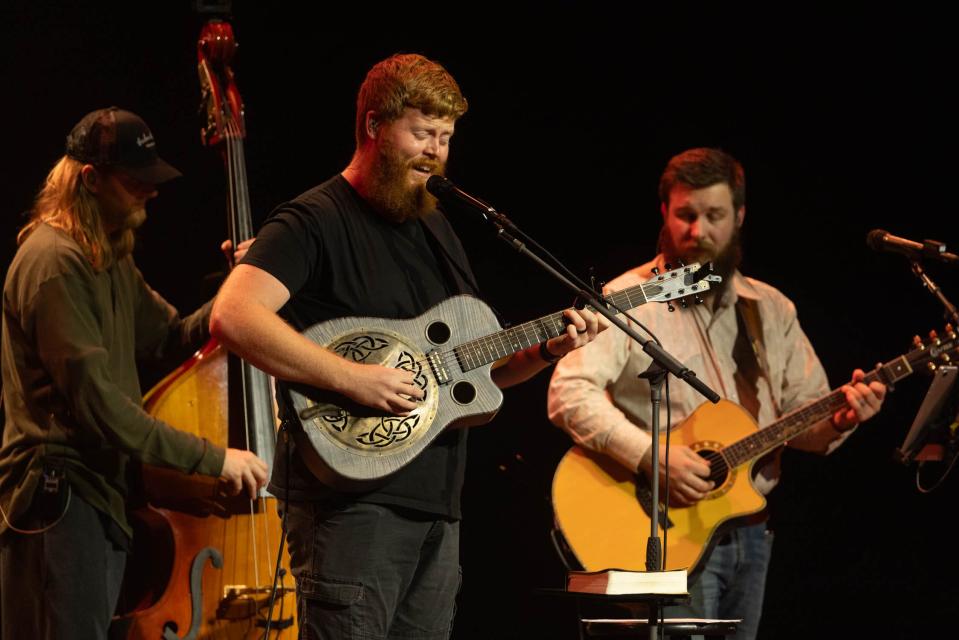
[365,139,443,223]
[658,224,742,282]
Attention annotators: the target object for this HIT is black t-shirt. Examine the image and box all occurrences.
[242,175,479,518]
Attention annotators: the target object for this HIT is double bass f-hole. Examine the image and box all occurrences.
[112,16,298,639]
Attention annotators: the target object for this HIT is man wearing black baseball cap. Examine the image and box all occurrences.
[0,107,268,639]
[66,106,183,184]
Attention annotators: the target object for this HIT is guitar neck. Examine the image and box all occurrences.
[452,279,660,371]
[723,353,921,468]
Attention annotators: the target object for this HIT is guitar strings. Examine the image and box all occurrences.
[700,385,863,479]
[345,275,695,375]
[426,274,712,371]
[381,283,701,394]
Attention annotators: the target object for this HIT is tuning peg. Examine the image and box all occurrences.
[651,266,660,276]
[667,302,676,312]
[946,323,954,334]
[694,295,704,305]
[664,263,672,271]
[912,335,924,349]
[928,362,938,373]
[677,259,685,267]
[679,298,689,309]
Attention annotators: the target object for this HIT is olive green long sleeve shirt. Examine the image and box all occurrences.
[1,223,225,538]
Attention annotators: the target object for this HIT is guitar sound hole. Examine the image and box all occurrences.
[450,381,476,405]
[698,449,728,487]
[426,321,452,345]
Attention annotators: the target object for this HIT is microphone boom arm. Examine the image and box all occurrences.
[867,228,959,324]
[427,174,720,403]
[910,260,959,326]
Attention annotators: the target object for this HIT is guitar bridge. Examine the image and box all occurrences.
[426,350,450,385]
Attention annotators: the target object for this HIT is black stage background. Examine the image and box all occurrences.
[3,3,957,638]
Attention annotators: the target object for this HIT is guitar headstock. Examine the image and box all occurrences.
[907,324,958,373]
[642,262,723,309]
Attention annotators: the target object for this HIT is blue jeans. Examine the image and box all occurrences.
[668,522,773,640]
[284,500,461,640]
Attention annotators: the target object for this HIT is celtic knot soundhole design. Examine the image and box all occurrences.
[355,415,422,447]
[334,335,390,362]
[351,351,427,446]
[303,328,440,456]
[322,413,348,433]
[396,351,428,401]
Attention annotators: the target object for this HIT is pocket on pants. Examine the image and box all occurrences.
[298,574,364,606]
[297,575,366,639]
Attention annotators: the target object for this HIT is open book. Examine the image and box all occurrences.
[567,568,688,596]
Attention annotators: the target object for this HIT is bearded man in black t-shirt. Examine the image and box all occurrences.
[210,53,603,639]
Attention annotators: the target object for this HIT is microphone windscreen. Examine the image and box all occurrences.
[426,175,452,197]
[866,228,889,250]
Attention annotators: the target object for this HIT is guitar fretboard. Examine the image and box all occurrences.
[225,122,255,242]
[721,337,955,468]
[451,279,676,371]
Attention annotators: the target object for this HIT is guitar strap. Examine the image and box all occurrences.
[735,297,782,417]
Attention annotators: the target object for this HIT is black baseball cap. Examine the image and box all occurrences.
[65,107,182,184]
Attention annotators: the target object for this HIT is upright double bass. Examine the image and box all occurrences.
[112,19,297,639]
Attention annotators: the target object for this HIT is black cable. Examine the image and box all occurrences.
[261,422,292,639]
[659,375,672,640]
[916,445,959,493]
[662,375,671,570]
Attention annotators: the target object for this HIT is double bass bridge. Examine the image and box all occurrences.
[217,584,296,629]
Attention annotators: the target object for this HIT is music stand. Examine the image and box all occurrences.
[895,366,959,464]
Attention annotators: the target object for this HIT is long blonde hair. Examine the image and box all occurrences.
[18,156,133,271]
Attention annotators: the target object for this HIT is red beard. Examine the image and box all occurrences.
[365,140,444,223]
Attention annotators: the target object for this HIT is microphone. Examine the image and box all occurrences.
[866,229,958,264]
[426,175,498,216]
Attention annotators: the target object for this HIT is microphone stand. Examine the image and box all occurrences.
[909,260,959,326]
[456,200,719,640]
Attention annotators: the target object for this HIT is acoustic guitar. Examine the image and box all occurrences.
[289,263,720,490]
[552,326,958,577]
